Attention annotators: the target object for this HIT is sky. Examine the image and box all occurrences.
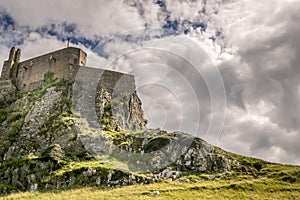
[0,0,300,165]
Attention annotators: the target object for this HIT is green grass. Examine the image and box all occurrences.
[53,160,110,177]
[1,149,300,199]
[1,178,300,200]
[1,75,300,199]
[1,154,300,199]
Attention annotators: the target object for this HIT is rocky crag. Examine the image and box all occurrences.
[0,74,258,195]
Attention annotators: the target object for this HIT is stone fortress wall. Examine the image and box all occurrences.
[0,46,146,130]
[0,47,135,92]
[1,47,87,90]
[98,70,136,94]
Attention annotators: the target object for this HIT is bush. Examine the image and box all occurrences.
[8,120,24,138]
[44,71,55,84]
[0,107,10,123]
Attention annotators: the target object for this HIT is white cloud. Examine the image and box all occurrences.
[1,0,300,165]
[209,0,300,164]
[0,0,144,37]
[166,0,203,22]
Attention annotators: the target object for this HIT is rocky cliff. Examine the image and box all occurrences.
[0,75,244,195]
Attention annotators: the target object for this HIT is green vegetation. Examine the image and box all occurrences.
[2,124,299,199]
[0,155,39,169]
[1,71,300,199]
[101,101,117,131]
[1,174,300,200]
[43,71,55,84]
[103,130,145,153]
[0,107,10,123]
[3,151,300,199]
[103,129,171,153]
[0,72,73,162]
[53,160,110,177]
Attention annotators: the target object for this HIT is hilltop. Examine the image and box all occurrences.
[0,47,299,199]
[0,71,299,199]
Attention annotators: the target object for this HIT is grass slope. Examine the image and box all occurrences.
[1,178,299,200]
[2,160,300,200]
[1,75,299,199]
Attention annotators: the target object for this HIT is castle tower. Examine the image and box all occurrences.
[1,47,87,90]
[10,49,21,80]
[0,47,20,80]
[9,47,16,60]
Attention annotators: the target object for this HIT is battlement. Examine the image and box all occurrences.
[0,47,135,92]
[0,47,88,90]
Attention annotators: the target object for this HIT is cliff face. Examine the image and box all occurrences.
[0,77,239,195]
[0,80,86,161]
[95,88,147,131]
[0,80,15,102]
[95,70,147,131]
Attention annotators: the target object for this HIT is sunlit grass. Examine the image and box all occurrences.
[2,179,300,200]
[1,152,300,199]
[1,134,300,199]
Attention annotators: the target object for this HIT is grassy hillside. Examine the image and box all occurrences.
[0,76,299,199]
[2,158,300,200]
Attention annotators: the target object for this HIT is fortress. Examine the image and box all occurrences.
[1,47,87,90]
[0,46,146,131]
[0,47,137,92]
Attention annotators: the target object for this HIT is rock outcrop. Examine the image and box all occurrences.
[0,78,239,195]
[0,80,16,102]
[95,88,146,131]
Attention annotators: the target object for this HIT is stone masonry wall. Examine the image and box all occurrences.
[0,47,146,131]
[98,70,136,94]
[15,47,86,90]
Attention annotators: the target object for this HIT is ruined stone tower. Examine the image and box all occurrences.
[0,47,147,130]
[1,47,87,90]
[1,47,21,81]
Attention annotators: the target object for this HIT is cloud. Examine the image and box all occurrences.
[99,33,225,142]
[166,0,204,22]
[0,0,144,36]
[211,0,300,164]
[1,0,300,165]
[220,106,300,164]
